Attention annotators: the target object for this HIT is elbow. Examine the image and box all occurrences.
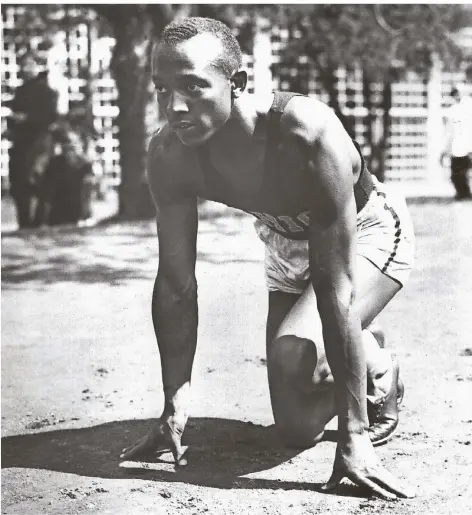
[155,271,197,304]
[313,274,356,316]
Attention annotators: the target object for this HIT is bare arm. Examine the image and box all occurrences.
[289,98,413,498]
[121,133,198,463]
[149,134,199,434]
[306,106,366,439]
[153,196,198,428]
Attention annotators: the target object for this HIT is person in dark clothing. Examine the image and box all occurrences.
[7,54,59,228]
[42,130,94,226]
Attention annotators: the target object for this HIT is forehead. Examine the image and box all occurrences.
[152,33,225,77]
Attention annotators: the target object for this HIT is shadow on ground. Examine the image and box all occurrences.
[1,217,261,288]
[2,418,360,496]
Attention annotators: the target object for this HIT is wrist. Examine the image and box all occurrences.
[337,424,368,446]
[337,419,367,441]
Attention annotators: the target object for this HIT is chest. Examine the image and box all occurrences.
[193,137,312,214]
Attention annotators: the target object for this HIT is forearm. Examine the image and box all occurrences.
[316,287,367,439]
[152,273,198,416]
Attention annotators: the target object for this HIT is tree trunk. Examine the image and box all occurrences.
[362,73,375,170]
[316,62,355,138]
[377,78,392,183]
[110,19,154,220]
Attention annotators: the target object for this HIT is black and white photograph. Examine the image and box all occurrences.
[1,3,472,514]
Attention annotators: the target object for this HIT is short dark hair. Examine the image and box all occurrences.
[160,17,242,77]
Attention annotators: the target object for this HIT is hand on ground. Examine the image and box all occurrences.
[322,431,415,499]
[120,415,188,466]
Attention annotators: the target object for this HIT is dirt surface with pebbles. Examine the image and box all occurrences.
[2,199,472,514]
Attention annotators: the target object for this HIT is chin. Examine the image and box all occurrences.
[177,129,215,147]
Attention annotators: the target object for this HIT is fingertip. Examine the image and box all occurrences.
[375,491,397,501]
[401,487,416,499]
[321,481,337,492]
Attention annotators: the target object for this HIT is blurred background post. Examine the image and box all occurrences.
[2,4,472,231]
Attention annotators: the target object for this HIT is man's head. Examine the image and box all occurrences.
[451,86,462,103]
[56,129,83,164]
[152,17,247,146]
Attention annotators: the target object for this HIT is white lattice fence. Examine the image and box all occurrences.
[1,6,121,186]
[386,79,429,181]
[2,9,471,189]
[267,25,437,182]
[1,6,25,183]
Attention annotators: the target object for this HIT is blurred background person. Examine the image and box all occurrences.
[41,128,95,226]
[6,50,59,228]
[441,85,472,200]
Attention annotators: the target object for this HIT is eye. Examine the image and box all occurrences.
[187,83,201,93]
[154,84,167,94]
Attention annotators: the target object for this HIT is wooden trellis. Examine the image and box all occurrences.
[1,7,471,189]
[1,6,121,186]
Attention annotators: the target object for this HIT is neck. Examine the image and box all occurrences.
[208,94,260,151]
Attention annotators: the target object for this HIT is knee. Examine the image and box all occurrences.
[268,334,331,392]
[366,322,386,348]
[277,423,325,449]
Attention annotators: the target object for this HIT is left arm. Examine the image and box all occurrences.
[289,98,413,498]
[306,106,366,440]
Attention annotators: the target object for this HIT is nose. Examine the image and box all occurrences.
[167,91,189,115]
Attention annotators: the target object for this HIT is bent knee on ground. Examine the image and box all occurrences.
[268,335,335,448]
[268,334,332,392]
[276,420,326,449]
[272,387,336,449]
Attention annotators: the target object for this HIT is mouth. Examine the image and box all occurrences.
[170,121,195,131]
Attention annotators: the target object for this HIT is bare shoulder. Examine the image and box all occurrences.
[282,96,354,149]
[146,124,194,204]
[279,96,331,141]
[280,95,360,170]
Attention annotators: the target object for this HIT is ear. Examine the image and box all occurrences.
[230,70,247,98]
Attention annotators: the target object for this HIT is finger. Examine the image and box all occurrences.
[120,434,170,460]
[168,430,188,467]
[350,473,397,500]
[321,468,345,492]
[120,437,148,459]
[367,468,416,499]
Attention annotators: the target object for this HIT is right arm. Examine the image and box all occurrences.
[148,134,199,459]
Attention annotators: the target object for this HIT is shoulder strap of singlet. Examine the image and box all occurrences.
[265,91,305,172]
[198,91,304,203]
[266,91,304,141]
[266,91,374,212]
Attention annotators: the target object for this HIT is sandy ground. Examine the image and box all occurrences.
[2,199,472,515]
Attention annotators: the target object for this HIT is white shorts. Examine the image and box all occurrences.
[255,177,415,294]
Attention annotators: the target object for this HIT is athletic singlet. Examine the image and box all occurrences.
[197,91,374,240]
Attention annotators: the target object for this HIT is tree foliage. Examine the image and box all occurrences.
[259,4,470,180]
[3,4,242,219]
[269,4,468,77]
[3,4,471,214]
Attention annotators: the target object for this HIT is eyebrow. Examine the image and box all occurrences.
[152,72,209,83]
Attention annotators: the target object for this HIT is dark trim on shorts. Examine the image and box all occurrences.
[374,188,402,274]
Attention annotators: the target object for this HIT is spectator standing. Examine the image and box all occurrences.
[442,85,472,200]
[42,130,94,226]
[7,53,59,227]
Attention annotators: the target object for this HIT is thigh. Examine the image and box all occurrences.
[266,290,300,347]
[276,255,401,346]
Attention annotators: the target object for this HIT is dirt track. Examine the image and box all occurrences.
[2,200,472,514]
